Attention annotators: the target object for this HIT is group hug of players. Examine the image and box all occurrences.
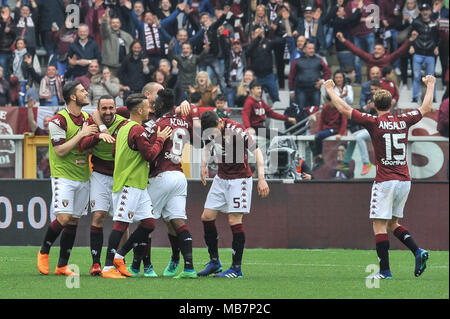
[36,80,269,279]
[37,74,436,280]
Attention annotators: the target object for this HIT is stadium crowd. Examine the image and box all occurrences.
[0,0,449,178]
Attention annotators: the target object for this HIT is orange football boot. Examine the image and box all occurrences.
[54,265,80,276]
[101,268,126,279]
[90,263,102,276]
[113,258,131,277]
[37,251,50,275]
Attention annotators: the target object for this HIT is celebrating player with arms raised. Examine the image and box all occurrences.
[197,111,270,279]
[324,75,436,280]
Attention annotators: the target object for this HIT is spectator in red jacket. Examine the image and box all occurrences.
[336,30,418,81]
[312,94,348,171]
[380,66,400,112]
[242,80,296,140]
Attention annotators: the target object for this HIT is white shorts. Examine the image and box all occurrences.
[204,175,253,213]
[369,180,411,220]
[147,171,187,221]
[112,186,154,223]
[51,177,89,218]
[90,171,114,216]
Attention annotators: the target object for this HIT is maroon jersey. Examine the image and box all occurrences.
[351,109,423,182]
[211,118,257,180]
[146,112,193,178]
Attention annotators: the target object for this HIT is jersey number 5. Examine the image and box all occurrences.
[382,133,406,160]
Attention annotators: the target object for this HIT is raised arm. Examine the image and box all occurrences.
[323,79,353,119]
[418,75,436,116]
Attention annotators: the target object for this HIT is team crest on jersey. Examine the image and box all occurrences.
[62,199,69,207]
[75,158,86,166]
[128,211,134,220]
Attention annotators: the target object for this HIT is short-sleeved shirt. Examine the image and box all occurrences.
[145,112,194,178]
[351,109,423,182]
[209,118,257,180]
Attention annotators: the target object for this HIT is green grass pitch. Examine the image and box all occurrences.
[0,247,448,299]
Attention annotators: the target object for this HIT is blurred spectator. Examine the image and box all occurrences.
[152,68,168,87]
[380,66,400,111]
[167,27,205,56]
[36,0,65,65]
[360,66,381,108]
[247,26,284,103]
[88,66,120,107]
[321,0,362,69]
[312,94,347,171]
[379,0,403,64]
[437,97,449,137]
[0,65,11,106]
[11,38,37,106]
[411,3,440,103]
[296,5,326,56]
[288,41,331,110]
[129,3,173,71]
[51,19,78,77]
[288,35,306,63]
[74,59,100,91]
[214,93,230,119]
[432,0,449,86]
[235,69,255,108]
[9,75,20,106]
[340,84,379,176]
[344,0,376,83]
[248,4,270,36]
[242,80,296,140]
[397,0,420,87]
[197,9,227,93]
[168,41,209,100]
[158,58,178,90]
[189,71,218,107]
[117,40,151,99]
[331,143,355,180]
[101,9,134,76]
[86,0,106,51]
[0,5,15,79]
[67,24,102,79]
[38,65,64,106]
[332,69,354,106]
[224,39,246,108]
[336,30,417,84]
[26,97,51,135]
[13,0,38,56]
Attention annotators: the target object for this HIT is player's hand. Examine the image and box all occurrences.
[200,165,208,186]
[157,126,172,140]
[288,117,296,124]
[80,123,99,137]
[177,101,191,117]
[323,79,335,90]
[99,133,115,144]
[257,179,269,198]
[422,75,436,86]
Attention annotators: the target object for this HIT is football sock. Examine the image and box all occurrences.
[142,237,152,268]
[117,219,154,258]
[203,220,219,261]
[375,233,390,272]
[105,222,129,267]
[90,226,103,265]
[168,234,180,263]
[40,219,64,254]
[393,226,419,254]
[176,225,194,270]
[57,224,78,267]
[231,224,245,269]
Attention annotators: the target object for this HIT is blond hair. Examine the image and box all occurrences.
[373,89,392,111]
